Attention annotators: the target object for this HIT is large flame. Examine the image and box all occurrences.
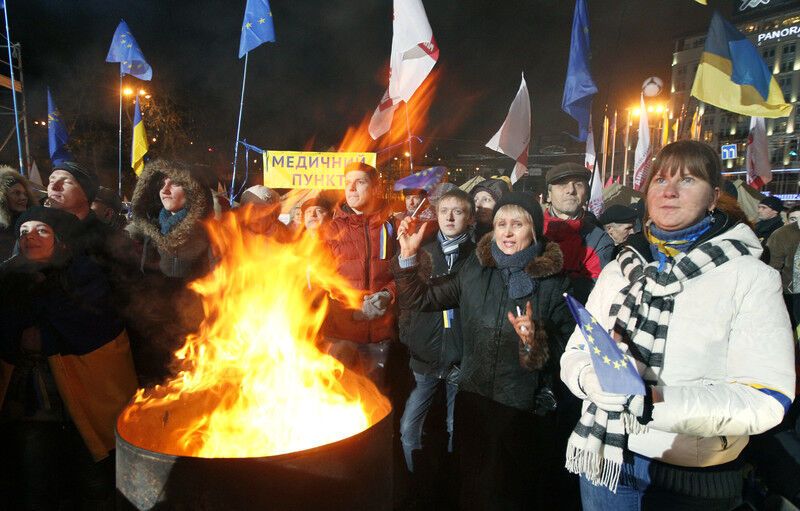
[119,208,390,458]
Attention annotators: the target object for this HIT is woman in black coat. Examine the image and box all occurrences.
[394,192,575,509]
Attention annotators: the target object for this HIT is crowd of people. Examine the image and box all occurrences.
[0,139,797,510]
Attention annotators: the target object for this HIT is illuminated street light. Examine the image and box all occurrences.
[138,88,147,96]
[404,151,411,157]
[122,87,134,96]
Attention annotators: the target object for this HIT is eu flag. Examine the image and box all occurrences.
[239,0,276,58]
[393,166,446,192]
[564,294,646,396]
[47,89,73,165]
[561,0,597,142]
[106,20,152,81]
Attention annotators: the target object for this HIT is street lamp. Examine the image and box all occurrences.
[122,87,134,96]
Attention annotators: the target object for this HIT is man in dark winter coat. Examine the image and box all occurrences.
[756,195,785,244]
[320,162,398,389]
[543,162,614,303]
[398,188,475,475]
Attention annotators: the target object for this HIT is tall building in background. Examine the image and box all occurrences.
[671,0,799,196]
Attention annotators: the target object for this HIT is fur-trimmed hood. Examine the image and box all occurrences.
[128,160,213,253]
[475,232,564,279]
[0,166,37,229]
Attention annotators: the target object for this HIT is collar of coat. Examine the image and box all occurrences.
[475,232,564,279]
[128,164,212,253]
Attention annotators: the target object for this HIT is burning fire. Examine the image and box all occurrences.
[119,208,390,458]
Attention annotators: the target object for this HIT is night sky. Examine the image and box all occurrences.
[7,0,732,181]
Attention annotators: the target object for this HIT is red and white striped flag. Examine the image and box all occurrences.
[369,0,439,139]
[746,116,772,189]
[586,119,604,216]
[486,73,531,185]
[632,94,652,191]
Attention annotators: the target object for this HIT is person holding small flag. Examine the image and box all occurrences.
[394,191,574,509]
[560,140,795,510]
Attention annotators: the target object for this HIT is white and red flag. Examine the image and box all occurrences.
[746,116,771,190]
[486,73,531,185]
[585,119,604,215]
[632,94,652,191]
[369,0,439,139]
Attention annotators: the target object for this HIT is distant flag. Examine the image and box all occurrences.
[393,166,446,191]
[671,117,680,143]
[238,0,276,58]
[694,0,707,4]
[586,119,604,216]
[691,11,791,118]
[561,0,598,141]
[563,293,646,396]
[689,108,700,140]
[28,160,43,188]
[369,0,439,139]
[486,73,530,185]
[388,0,439,103]
[661,108,670,147]
[131,96,148,176]
[106,20,152,80]
[746,116,771,189]
[632,94,652,191]
[47,88,73,164]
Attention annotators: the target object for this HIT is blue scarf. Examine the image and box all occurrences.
[647,215,714,270]
[159,207,188,235]
[490,240,542,299]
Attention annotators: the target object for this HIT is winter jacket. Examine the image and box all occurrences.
[0,255,138,461]
[560,220,796,468]
[398,236,475,378]
[320,203,399,344]
[767,222,800,292]
[543,208,614,303]
[0,166,37,260]
[127,161,214,281]
[755,215,784,244]
[394,235,575,412]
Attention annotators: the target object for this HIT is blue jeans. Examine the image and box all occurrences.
[399,371,457,472]
[580,454,742,511]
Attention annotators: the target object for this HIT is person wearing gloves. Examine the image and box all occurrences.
[560,140,795,510]
[394,192,574,509]
[319,162,399,389]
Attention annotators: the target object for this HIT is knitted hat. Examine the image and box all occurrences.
[546,162,590,186]
[240,185,279,206]
[492,192,544,239]
[759,195,784,213]
[52,161,98,202]
[15,205,80,242]
[470,178,510,203]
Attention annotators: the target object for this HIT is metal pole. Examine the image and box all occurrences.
[16,43,30,172]
[404,101,414,173]
[118,73,123,196]
[623,110,631,186]
[610,110,618,184]
[3,5,23,175]
[230,52,249,206]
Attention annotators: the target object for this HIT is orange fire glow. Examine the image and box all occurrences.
[119,208,391,458]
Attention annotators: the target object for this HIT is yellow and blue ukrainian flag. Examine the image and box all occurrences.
[691,11,792,118]
[132,96,148,176]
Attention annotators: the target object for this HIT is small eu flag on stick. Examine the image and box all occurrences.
[563,293,646,396]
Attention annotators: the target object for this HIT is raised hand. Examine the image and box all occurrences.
[398,216,428,258]
[507,301,535,345]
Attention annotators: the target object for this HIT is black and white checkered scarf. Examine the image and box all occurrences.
[565,234,756,492]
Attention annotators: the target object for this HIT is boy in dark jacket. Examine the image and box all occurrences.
[398,189,475,473]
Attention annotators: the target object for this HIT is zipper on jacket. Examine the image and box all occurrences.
[364,220,372,342]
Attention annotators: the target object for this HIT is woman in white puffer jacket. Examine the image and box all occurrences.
[560,140,795,511]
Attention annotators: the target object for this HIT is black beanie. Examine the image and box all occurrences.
[470,178,510,203]
[15,205,80,243]
[492,192,544,239]
[53,161,98,203]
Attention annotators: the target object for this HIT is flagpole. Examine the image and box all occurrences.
[610,110,618,184]
[623,109,631,186]
[231,52,249,206]
[118,73,123,196]
[600,113,609,185]
[3,5,24,175]
[404,101,414,173]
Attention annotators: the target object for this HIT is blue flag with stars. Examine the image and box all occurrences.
[564,294,646,396]
[105,20,152,81]
[47,88,73,165]
[393,166,446,191]
[239,0,276,58]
